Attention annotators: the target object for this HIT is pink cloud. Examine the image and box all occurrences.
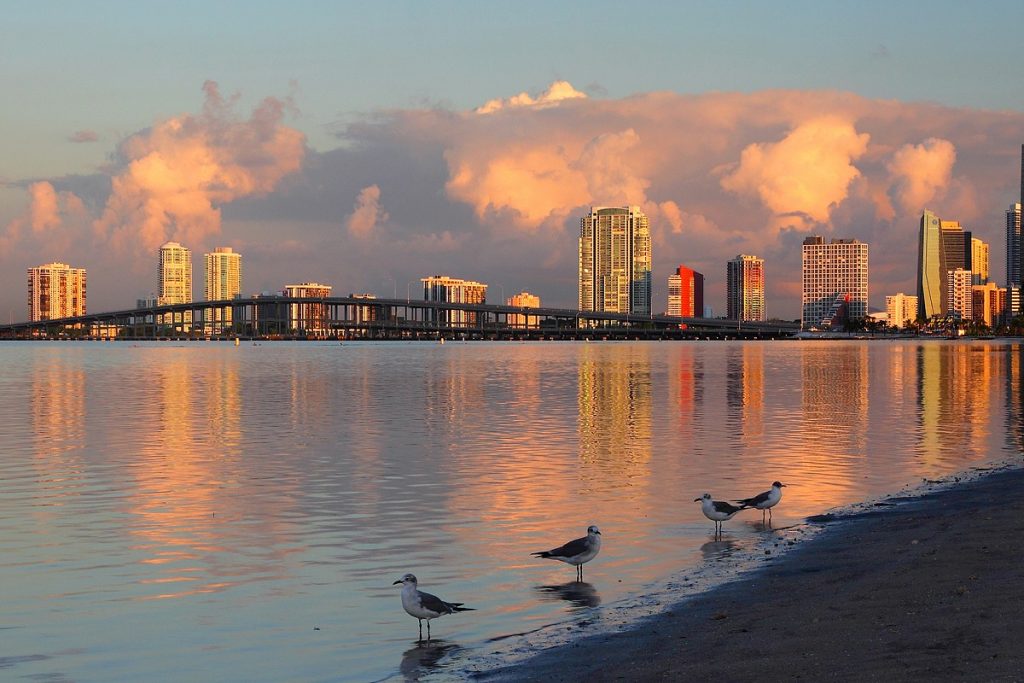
[94,80,306,253]
[720,116,870,225]
[886,137,957,213]
[346,184,388,238]
[475,80,587,114]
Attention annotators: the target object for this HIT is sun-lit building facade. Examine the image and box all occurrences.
[947,268,973,321]
[667,264,704,317]
[578,206,652,315]
[422,275,488,327]
[801,237,869,330]
[204,247,242,332]
[726,255,764,322]
[885,293,919,329]
[284,282,333,336]
[507,291,540,329]
[917,210,967,320]
[969,237,989,285]
[158,242,192,305]
[972,283,1006,328]
[27,262,86,322]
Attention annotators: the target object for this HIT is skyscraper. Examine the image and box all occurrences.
[27,262,86,322]
[801,236,869,330]
[917,210,966,320]
[578,206,651,315]
[667,264,704,317]
[1006,203,1021,287]
[205,247,242,332]
[726,255,765,322]
[158,241,192,305]
[946,268,973,320]
[969,237,989,285]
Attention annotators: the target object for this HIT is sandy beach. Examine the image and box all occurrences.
[477,466,1024,681]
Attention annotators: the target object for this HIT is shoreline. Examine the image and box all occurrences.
[473,464,1024,681]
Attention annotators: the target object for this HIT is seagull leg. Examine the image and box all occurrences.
[426,620,431,642]
[418,619,423,642]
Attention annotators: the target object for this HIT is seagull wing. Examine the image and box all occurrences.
[536,535,589,559]
[417,589,474,615]
[713,500,744,514]
[736,490,770,507]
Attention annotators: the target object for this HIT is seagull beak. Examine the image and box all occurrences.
[392,580,402,585]
[693,498,701,502]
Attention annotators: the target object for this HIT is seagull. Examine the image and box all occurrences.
[694,493,744,538]
[736,481,786,524]
[531,525,602,581]
[392,573,474,641]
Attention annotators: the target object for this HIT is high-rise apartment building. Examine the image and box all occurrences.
[422,275,488,327]
[971,283,1006,328]
[667,264,704,317]
[1006,203,1021,287]
[578,206,651,315]
[285,282,333,336]
[917,210,966,320]
[204,247,242,332]
[946,268,973,320]
[507,291,540,329]
[726,255,765,322]
[885,293,918,329]
[27,262,86,322]
[158,241,192,305]
[801,236,869,330]
[969,237,989,285]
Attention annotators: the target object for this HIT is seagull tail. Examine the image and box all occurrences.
[531,551,552,558]
[444,602,475,612]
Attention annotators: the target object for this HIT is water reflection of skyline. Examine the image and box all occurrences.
[7,340,1024,682]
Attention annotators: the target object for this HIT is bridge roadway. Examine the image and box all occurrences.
[0,295,799,340]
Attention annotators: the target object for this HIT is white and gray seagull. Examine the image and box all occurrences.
[736,481,786,524]
[392,573,474,641]
[531,525,602,581]
[694,493,744,538]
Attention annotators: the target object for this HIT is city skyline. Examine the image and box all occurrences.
[2,2,1023,321]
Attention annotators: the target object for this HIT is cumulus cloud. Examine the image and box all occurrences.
[94,80,305,252]
[886,137,956,214]
[720,116,870,225]
[475,80,587,114]
[345,184,388,238]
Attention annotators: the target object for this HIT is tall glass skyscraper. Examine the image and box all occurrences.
[204,247,242,332]
[578,206,651,315]
[917,210,966,320]
[1006,203,1021,287]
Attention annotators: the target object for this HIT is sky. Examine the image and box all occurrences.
[2,0,1023,321]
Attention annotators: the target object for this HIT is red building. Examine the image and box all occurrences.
[668,265,704,317]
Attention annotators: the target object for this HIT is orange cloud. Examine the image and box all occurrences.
[346,184,388,238]
[475,80,587,114]
[720,116,870,225]
[886,137,956,214]
[94,81,305,253]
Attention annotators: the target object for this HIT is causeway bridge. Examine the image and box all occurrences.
[0,295,799,341]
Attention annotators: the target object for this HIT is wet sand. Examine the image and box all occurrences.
[477,467,1024,681]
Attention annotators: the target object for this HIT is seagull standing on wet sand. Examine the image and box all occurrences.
[531,525,602,581]
[393,573,474,641]
[695,493,744,538]
[736,481,786,524]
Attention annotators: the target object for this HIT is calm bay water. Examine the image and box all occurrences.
[1,339,1022,681]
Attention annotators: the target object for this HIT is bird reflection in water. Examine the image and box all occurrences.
[700,538,738,562]
[534,581,601,609]
[399,641,459,681]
